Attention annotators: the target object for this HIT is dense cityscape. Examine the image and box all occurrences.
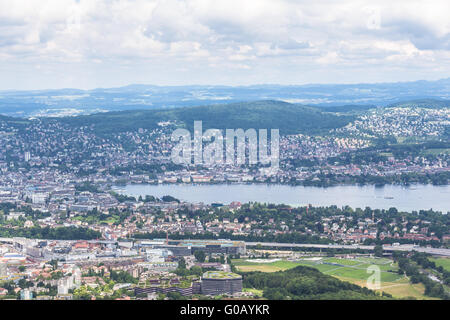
[1,0,449,311]
[1,104,448,191]
[1,98,449,301]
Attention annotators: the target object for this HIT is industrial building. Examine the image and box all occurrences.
[200,271,243,296]
[134,271,243,297]
[134,281,201,297]
[136,239,246,256]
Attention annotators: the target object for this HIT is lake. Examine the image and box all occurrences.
[112,183,450,213]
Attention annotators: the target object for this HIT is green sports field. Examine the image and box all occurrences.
[232,259,301,272]
[430,258,450,272]
[233,256,434,299]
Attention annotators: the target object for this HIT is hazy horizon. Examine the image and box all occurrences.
[1,77,450,93]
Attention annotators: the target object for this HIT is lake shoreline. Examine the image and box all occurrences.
[112,183,450,213]
[113,181,450,188]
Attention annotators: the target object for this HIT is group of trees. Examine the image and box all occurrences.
[0,280,58,300]
[0,203,50,223]
[394,252,449,299]
[374,245,384,257]
[193,250,206,263]
[173,254,225,278]
[410,253,450,286]
[110,192,136,203]
[60,101,353,136]
[111,192,180,204]
[75,182,101,193]
[74,207,131,226]
[242,265,391,300]
[0,226,101,240]
[288,171,450,187]
[138,195,156,203]
[109,270,138,284]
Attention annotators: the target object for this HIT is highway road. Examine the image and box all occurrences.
[245,242,450,257]
[2,238,449,257]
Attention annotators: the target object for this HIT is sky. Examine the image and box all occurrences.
[0,0,449,90]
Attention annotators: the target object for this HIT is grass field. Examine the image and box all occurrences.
[233,256,398,279]
[234,256,435,299]
[334,276,434,300]
[233,259,300,272]
[379,152,394,157]
[430,258,450,272]
[243,288,264,296]
[421,148,450,155]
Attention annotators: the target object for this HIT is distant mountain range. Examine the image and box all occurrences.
[0,78,449,117]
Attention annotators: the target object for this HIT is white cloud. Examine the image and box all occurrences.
[0,0,449,89]
[316,52,340,65]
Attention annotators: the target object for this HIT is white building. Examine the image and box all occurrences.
[32,193,48,204]
[145,248,171,263]
[58,268,81,295]
[6,212,25,221]
[20,289,33,300]
[0,263,7,277]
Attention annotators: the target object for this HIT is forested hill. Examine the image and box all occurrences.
[0,114,30,129]
[242,265,392,300]
[55,100,354,135]
[1,78,450,117]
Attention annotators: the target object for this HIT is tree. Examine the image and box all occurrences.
[161,195,180,203]
[194,250,206,263]
[49,259,58,271]
[326,249,335,257]
[374,245,384,257]
[178,257,186,269]
[190,266,203,276]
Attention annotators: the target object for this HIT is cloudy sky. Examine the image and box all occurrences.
[0,0,449,90]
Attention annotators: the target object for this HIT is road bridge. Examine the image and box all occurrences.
[245,242,450,257]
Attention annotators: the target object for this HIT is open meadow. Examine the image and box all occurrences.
[430,257,450,272]
[233,256,436,299]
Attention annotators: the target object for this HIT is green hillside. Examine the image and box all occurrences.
[57,100,354,135]
[389,99,450,109]
[0,114,30,128]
